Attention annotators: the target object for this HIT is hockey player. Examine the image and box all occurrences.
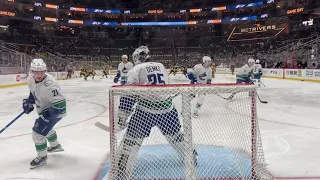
[181,66,188,78]
[101,67,109,79]
[109,46,197,180]
[211,64,216,78]
[226,58,255,100]
[80,68,86,78]
[236,58,255,84]
[187,56,212,116]
[23,58,66,169]
[252,59,263,87]
[230,64,235,75]
[114,55,134,85]
[65,64,73,79]
[169,66,178,76]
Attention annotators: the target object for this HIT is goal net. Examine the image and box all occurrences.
[106,84,273,180]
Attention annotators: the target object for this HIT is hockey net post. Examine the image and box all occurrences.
[108,84,273,180]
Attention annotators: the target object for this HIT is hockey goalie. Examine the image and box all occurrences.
[108,46,197,180]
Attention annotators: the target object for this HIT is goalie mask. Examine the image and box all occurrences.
[132,46,151,65]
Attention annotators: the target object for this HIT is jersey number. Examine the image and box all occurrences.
[148,73,165,84]
[52,89,58,97]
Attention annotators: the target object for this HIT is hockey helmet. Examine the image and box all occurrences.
[30,58,47,71]
[121,54,128,60]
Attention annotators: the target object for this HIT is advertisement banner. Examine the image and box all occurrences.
[305,70,314,77]
[227,23,289,42]
[314,70,320,77]
[297,69,302,77]
[285,69,298,77]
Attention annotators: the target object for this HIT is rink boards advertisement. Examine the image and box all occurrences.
[0,68,319,88]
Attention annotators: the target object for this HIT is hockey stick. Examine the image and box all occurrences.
[95,122,110,132]
[260,81,266,87]
[256,92,268,104]
[0,112,24,135]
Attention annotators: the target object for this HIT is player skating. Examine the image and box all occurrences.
[230,64,235,75]
[109,46,197,180]
[252,59,263,87]
[169,66,179,76]
[23,59,66,169]
[100,67,109,79]
[226,58,255,100]
[187,56,212,116]
[181,66,188,78]
[84,69,96,80]
[114,55,134,85]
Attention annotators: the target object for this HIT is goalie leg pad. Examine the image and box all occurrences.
[115,109,132,132]
[110,135,144,180]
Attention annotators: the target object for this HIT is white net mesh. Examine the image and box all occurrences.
[107,84,273,180]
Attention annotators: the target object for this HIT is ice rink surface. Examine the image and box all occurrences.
[0,74,320,180]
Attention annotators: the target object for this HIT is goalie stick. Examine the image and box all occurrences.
[218,92,267,104]
[95,122,110,132]
[256,92,268,104]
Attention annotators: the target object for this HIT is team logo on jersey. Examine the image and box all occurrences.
[199,72,207,80]
[122,67,128,73]
[44,80,53,87]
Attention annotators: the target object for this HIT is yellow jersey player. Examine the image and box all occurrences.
[80,68,86,78]
[181,66,188,78]
[169,66,178,76]
[211,64,216,78]
[84,69,95,80]
[101,67,109,79]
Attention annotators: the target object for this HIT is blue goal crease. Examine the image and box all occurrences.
[98,145,253,180]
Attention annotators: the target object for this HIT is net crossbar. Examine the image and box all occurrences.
[106,84,273,180]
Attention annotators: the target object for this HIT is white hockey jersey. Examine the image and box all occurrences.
[118,62,134,81]
[252,64,262,75]
[27,73,66,117]
[236,64,253,82]
[190,64,212,84]
[126,62,172,113]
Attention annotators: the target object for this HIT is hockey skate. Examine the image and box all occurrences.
[30,156,47,169]
[48,144,64,153]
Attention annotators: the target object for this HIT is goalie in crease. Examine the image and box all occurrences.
[109,46,197,180]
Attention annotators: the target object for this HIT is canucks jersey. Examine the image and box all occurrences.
[117,62,134,83]
[27,73,66,118]
[252,64,262,79]
[236,64,253,83]
[188,64,212,84]
[126,62,172,113]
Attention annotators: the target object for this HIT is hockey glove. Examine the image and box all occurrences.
[113,76,119,83]
[23,99,34,114]
[114,71,120,83]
